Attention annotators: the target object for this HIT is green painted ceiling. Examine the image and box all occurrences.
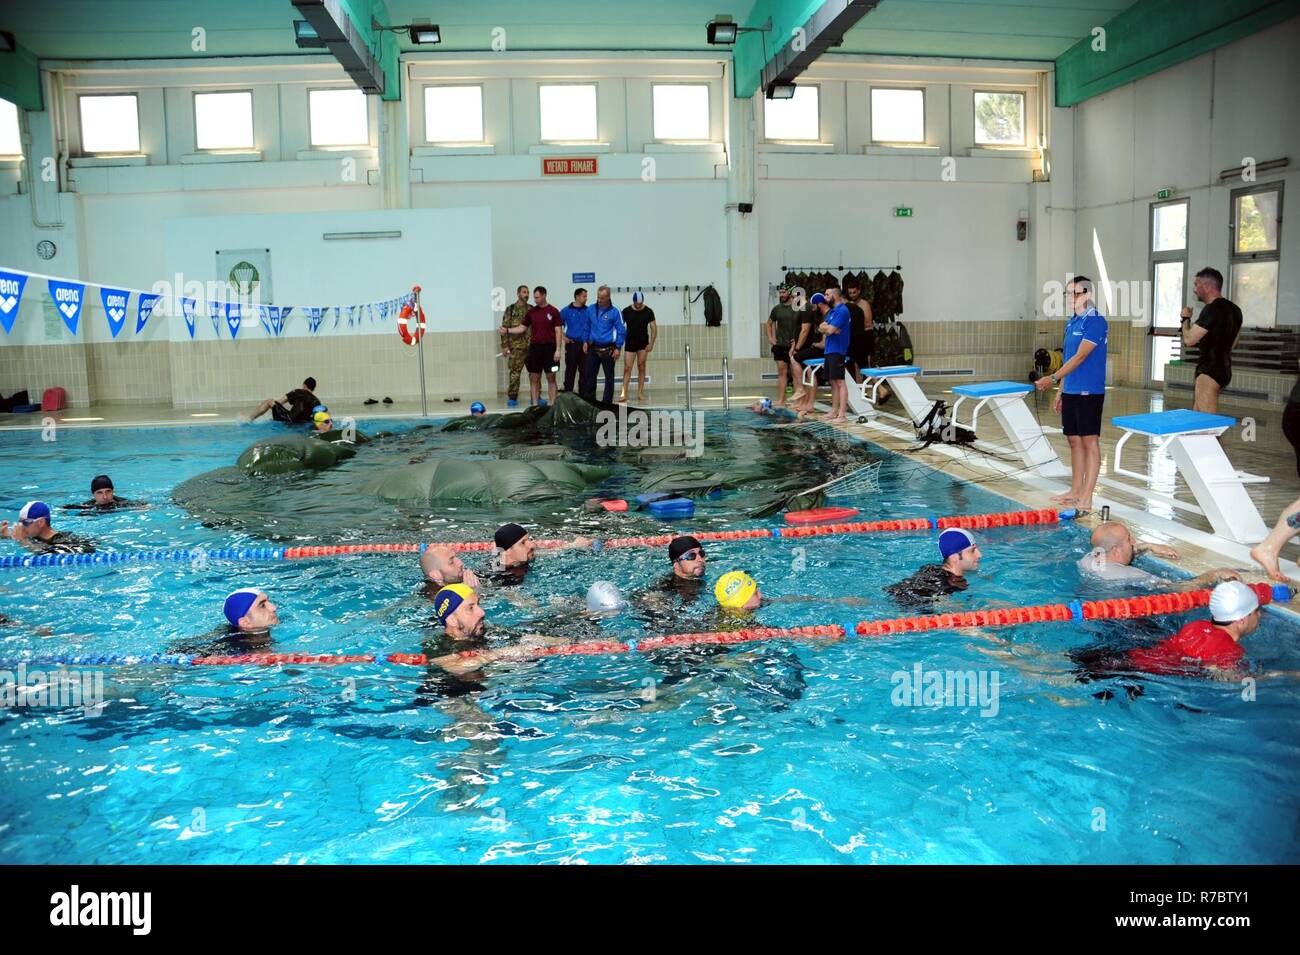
[4,0,1134,62]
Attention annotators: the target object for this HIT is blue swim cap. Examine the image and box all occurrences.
[19,501,50,524]
[223,588,261,627]
[470,402,486,415]
[312,404,327,415]
[809,293,827,306]
[433,584,475,624]
[938,528,976,560]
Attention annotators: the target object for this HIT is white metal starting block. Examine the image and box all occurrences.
[1109,410,1268,544]
[846,365,933,426]
[949,380,1069,478]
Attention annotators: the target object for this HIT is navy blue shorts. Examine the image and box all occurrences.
[1061,393,1104,437]
[824,353,847,382]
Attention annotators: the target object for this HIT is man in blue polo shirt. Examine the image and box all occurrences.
[582,285,626,404]
[560,288,591,395]
[1035,274,1108,510]
[819,287,852,423]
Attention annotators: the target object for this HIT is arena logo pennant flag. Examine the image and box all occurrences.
[48,278,86,335]
[305,306,325,334]
[333,306,342,329]
[206,301,223,337]
[224,301,243,339]
[273,306,291,336]
[100,287,129,339]
[136,292,160,334]
[0,268,30,335]
[257,304,274,336]
[181,297,198,339]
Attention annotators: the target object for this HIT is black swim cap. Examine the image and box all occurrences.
[90,474,114,493]
[668,535,703,561]
[494,522,527,551]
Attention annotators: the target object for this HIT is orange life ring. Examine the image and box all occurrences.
[397,302,426,345]
[784,506,860,525]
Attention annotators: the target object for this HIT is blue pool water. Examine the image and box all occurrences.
[1,414,1298,864]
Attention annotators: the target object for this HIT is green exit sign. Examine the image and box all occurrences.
[894,206,914,218]
[1155,188,1173,200]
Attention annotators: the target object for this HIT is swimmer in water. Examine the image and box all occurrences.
[885,528,980,610]
[63,475,147,512]
[311,410,333,433]
[487,522,592,585]
[470,402,487,417]
[0,501,96,555]
[171,588,280,656]
[424,584,566,679]
[1077,520,1239,591]
[420,544,481,590]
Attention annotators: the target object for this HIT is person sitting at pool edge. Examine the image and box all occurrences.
[1078,521,1239,591]
[244,376,319,425]
[420,544,481,591]
[0,501,96,555]
[63,474,146,511]
[886,529,980,609]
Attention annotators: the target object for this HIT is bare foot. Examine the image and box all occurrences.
[1250,542,1291,583]
[1049,491,1077,504]
[1072,498,1094,511]
[825,416,847,424]
[637,393,647,404]
[617,392,628,403]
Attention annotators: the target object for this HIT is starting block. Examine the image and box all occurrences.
[949,380,1069,478]
[1109,409,1268,544]
[846,365,933,426]
[799,357,825,390]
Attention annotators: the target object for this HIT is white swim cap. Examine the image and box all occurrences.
[1209,580,1258,623]
[586,580,626,613]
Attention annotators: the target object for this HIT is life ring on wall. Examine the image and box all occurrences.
[397,302,426,345]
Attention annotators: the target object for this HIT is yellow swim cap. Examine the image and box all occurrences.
[313,411,331,425]
[715,571,757,610]
[433,583,476,623]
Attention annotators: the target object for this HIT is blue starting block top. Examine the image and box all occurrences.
[803,357,825,367]
[1112,409,1236,435]
[952,380,1035,398]
[861,365,920,377]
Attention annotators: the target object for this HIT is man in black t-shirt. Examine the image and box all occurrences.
[1180,267,1242,414]
[245,376,319,424]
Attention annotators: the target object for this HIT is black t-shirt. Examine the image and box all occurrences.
[282,388,317,423]
[1194,298,1243,371]
[63,497,145,512]
[622,306,656,348]
[884,564,967,610]
[26,531,96,555]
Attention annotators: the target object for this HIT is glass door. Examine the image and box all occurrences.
[1148,199,1189,384]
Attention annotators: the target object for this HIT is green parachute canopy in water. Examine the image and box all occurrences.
[236,434,357,475]
[361,457,611,506]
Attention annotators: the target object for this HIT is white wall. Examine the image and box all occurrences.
[1072,15,1300,328]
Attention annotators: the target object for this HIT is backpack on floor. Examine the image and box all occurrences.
[915,399,975,447]
[41,387,67,412]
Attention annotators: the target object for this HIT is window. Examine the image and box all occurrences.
[763,85,819,141]
[1148,198,1189,383]
[870,88,924,144]
[0,98,20,156]
[973,90,1025,146]
[424,85,484,143]
[539,84,597,142]
[652,84,710,141]
[308,89,369,147]
[79,94,140,154]
[194,91,253,150]
[1229,183,1283,326]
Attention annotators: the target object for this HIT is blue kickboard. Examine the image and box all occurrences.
[861,365,920,377]
[952,380,1035,398]
[1112,409,1236,435]
[647,497,695,518]
[635,492,672,505]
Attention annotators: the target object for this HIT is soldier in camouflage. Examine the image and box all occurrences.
[500,284,532,406]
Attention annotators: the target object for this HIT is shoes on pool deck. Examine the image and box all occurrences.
[383,397,393,404]
[363,398,378,405]
[507,398,518,408]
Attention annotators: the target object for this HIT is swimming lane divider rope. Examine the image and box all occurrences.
[11,585,1290,671]
[0,508,1076,571]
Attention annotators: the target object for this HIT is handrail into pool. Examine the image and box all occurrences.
[0,508,1077,570]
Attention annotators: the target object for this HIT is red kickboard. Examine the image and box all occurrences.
[785,506,860,525]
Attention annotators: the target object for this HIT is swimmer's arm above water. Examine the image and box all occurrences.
[430,634,569,674]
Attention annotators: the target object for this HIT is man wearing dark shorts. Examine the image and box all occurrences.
[767,286,799,406]
[1035,274,1107,510]
[245,377,318,424]
[845,279,874,377]
[619,292,656,403]
[818,288,851,423]
[1180,267,1243,414]
[514,286,563,407]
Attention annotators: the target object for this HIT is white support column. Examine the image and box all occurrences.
[725,92,760,363]
[378,76,411,211]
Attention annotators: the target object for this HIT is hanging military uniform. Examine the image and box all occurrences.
[501,299,531,402]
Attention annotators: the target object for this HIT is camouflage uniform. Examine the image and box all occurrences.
[501,300,531,400]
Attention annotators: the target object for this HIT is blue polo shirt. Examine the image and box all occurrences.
[587,302,625,348]
[823,303,851,356]
[1061,306,1107,395]
[560,304,589,343]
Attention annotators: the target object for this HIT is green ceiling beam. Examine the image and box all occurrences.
[0,40,42,110]
[339,0,401,102]
[1055,0,1300,106]
[733,0,827,98]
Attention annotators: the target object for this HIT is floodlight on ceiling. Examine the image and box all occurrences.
[408,24,441,45]
[766,82,797,99]
[707,15,771,46]
[293,20,326,49]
